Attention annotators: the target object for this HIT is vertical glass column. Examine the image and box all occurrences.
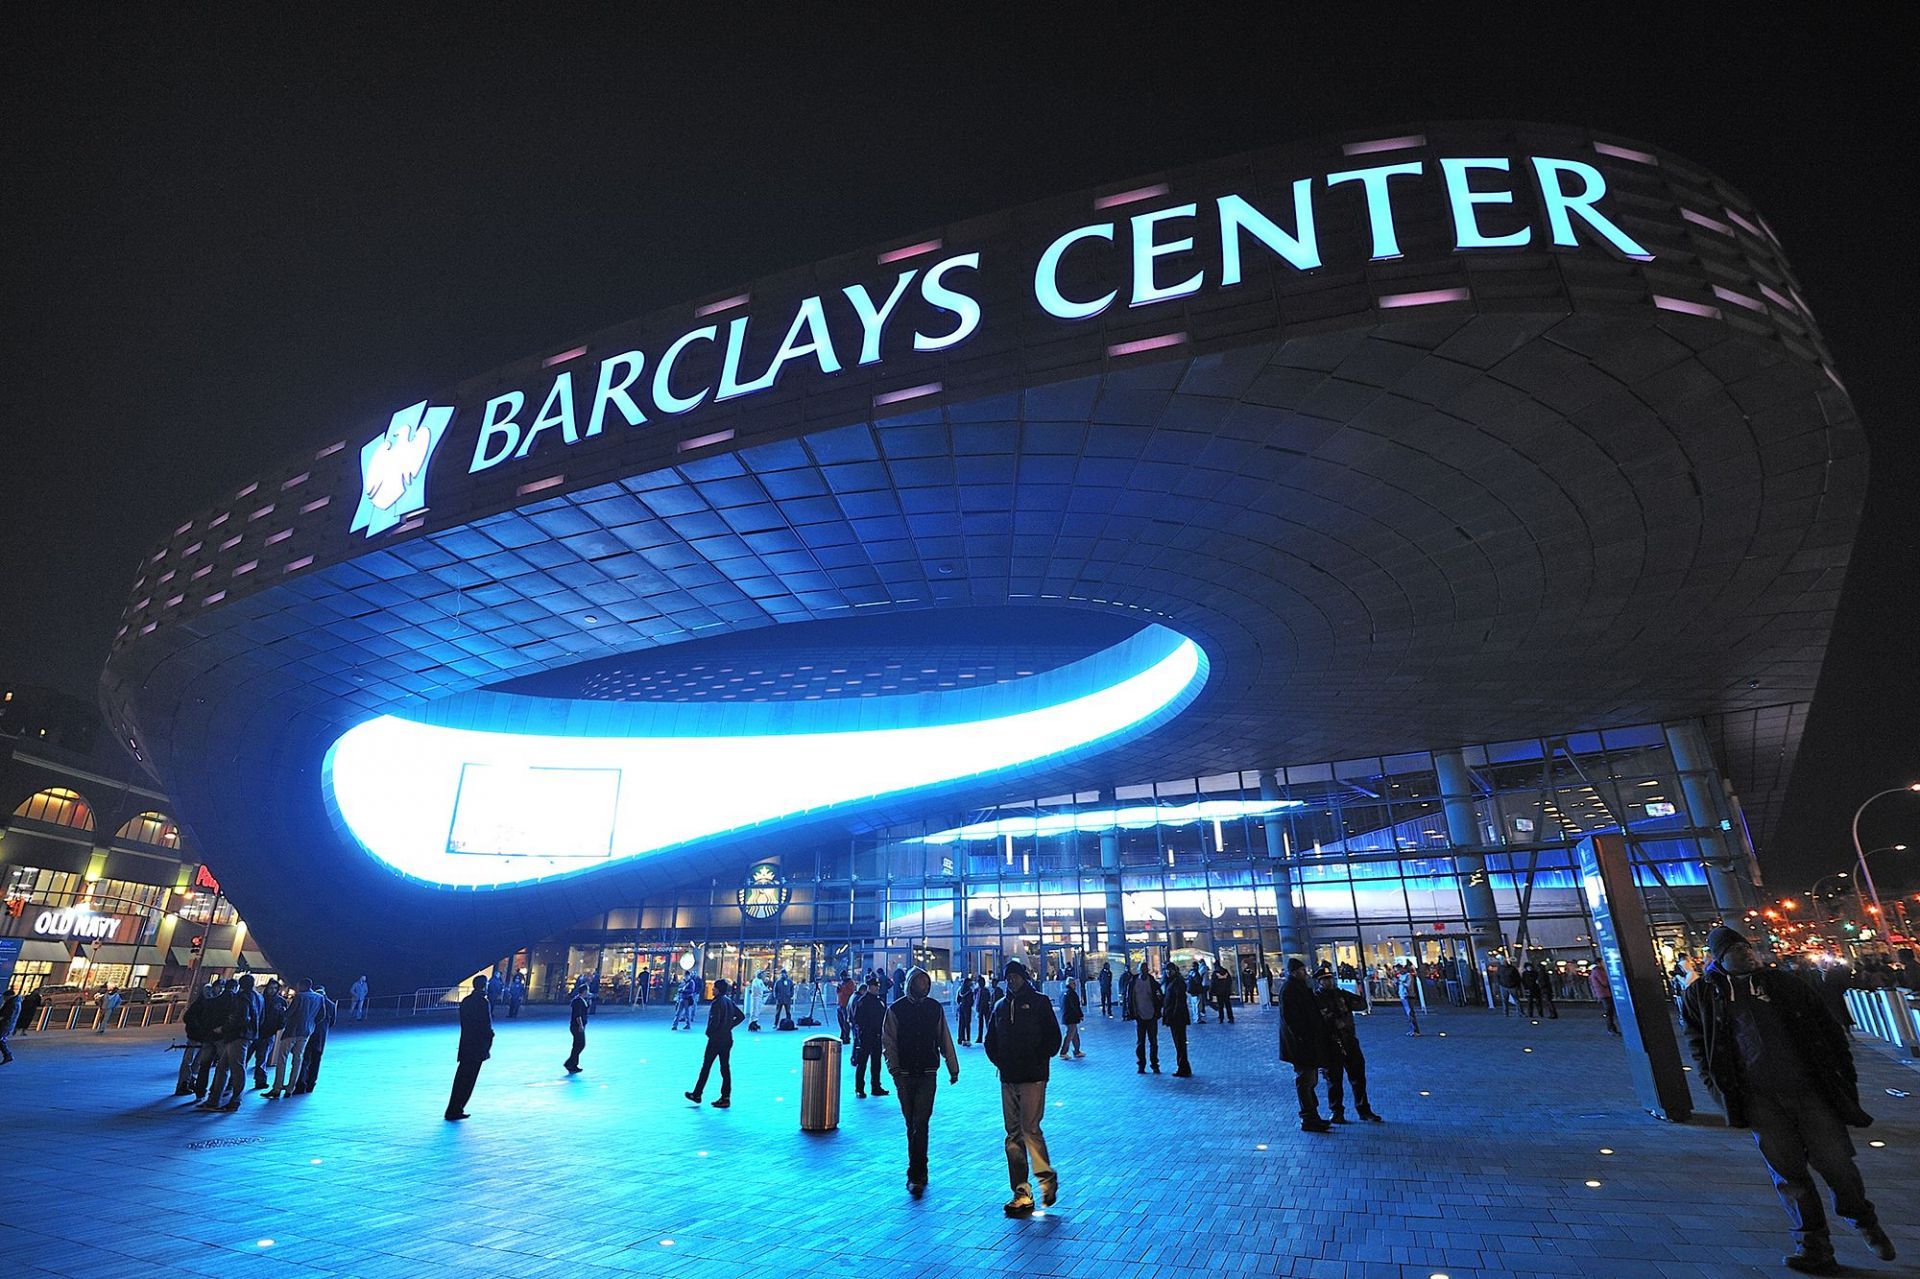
[1663,720,1750,917]
[1098,788,1124,959]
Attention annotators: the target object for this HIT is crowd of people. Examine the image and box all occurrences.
[166,974,340,1108]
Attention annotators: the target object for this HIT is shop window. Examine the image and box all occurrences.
[114,810,181,849]
[11,787,94,832]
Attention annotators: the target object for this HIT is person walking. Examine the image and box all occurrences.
[1131,960,1163,1073]
[882,967,961,1195]
[1682,926,1895,1273]
[977,976,997,1043]
[1057,976,1085,1060]
[1494,958,1522,1016]
[201,974,260,1111]
[1279,959,1333,1132]
[1160,966,1192,1076]
[94,986,122,1034]
[1119,963,1136,1021]
[1098,962,1114,1016]
[0,986,19,1065]
[349,975,369,1021]
[297,984,337,1094]
[266,979,324,1098]
[564,977,591,1074]
[983,959,1061,1216]
[956,975,976,1048]
[835,970,857,1042]
[1521,962,1546,1017]
[671,971,699,1030]
[507,974,525,1019]
[1210,961,1235,1024]
[851,974,890,1098]
[1188,961,1208,1023]
[445,975,493,1121]
[1313,965,1383,1123]
[1395,963,1423,1036]
[684,977,745,1108]
[1588,961,1621,1035]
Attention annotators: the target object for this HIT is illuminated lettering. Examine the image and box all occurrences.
[843,271,917,365]
[1325,161,1424,259]
[1441,157,1530,249]
[469,391,525,473]
[1129,204,1204,306]
[1532,157,1653,260]
[914,253,982,350]
[1217,184,1321,284]
[1034,225,1118,319]
[587,350,647,436]
[513,373,579,459]
[652,325,717,414]
[717,315,774,400]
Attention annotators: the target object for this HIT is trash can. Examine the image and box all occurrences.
[800,1034,843,1132]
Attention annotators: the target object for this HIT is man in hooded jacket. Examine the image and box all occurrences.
[882,966,960,1195]
[1682,925,1893,1274]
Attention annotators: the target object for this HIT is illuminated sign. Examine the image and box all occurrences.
[323,625,1205,888]
[344,153,1654,536]
[738,863,790,920]
[32,907,126,941]
[1643,801,1677,817]
[350,401,454,537]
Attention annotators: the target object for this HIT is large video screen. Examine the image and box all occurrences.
[446,764,621,859]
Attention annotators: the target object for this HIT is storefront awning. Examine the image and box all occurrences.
[19,941,72,964]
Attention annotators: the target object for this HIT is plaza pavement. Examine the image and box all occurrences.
[0,996,1914,1279]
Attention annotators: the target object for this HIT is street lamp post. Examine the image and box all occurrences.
[1850,784,1920,946]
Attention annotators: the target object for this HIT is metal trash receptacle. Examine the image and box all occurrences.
[800,1034,843,1132]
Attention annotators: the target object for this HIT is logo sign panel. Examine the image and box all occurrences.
[343,153,1656,537]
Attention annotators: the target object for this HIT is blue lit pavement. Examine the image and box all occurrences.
[0,1003,1914,1278]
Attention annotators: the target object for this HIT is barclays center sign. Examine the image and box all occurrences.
[352,154,1653,537]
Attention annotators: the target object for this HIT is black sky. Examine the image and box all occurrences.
[3,9,1915,892]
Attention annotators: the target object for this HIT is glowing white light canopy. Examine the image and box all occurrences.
[910,798,1304,844]
[324,625,1205,889]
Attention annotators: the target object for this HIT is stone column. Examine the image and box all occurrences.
[1434,749,1503,944]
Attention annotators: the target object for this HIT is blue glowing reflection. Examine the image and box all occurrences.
[324,625,1206,889]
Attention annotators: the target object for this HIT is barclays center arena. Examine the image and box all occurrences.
[99,121,1865,1005]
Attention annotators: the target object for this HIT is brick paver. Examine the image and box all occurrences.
[0,1000,1913,1278]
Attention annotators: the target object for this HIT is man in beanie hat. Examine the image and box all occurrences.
[1683,925,1894,1273]
[983,958,1061,1216]
[882,966,960,1195]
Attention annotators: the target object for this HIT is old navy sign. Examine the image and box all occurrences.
[33,907,127,941]
[354,155,1652,536]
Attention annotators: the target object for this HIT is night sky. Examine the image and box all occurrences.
[4,12,1914,892]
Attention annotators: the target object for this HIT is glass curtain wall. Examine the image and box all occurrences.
[528,722,1732,1007]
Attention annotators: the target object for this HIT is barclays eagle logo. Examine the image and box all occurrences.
[349,401,453,537]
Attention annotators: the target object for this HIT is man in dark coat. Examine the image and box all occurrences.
[850,974,890,1098]
[564,977,591,1073]
[297,984,337,1093]
[446,976,493,1120]
[1314,965,1382,1122]
[1159,967,1192,1076]
[1097,962,1114,1016]
[0,986,19,1065]
[983,959,1061,1216]
[1278,959,1332,1132]
[685,977,745,1107]
[1130,961,1163,1073]
[1119,963,1136,1021]
[955,975,976,1047]
[882,967,960,1195]
[1210,961,1235,1024]
[173,980,218,1095]
[201,975,259,1111]
[1682,926,1894,1274]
